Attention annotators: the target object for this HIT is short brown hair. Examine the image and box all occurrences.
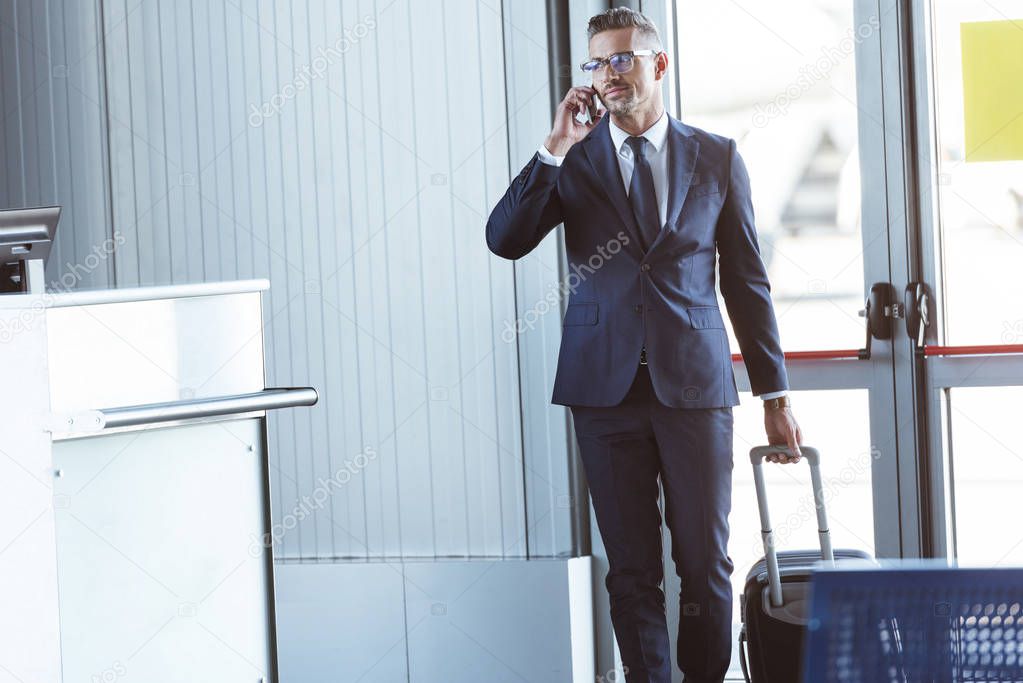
[586,7,662,49]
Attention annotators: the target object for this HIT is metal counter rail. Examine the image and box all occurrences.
[95,387,318,429]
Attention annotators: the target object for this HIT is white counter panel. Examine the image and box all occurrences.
[52,418,275,682]
[46,291,265,413]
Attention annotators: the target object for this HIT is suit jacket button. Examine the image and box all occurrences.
[640,263,651,271]
[634,304,642,312]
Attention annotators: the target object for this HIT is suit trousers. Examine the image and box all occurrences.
[570,363,735,683]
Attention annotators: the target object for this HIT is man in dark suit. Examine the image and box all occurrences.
[486,8,803,683]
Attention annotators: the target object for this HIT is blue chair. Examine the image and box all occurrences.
[803,566,1023,682]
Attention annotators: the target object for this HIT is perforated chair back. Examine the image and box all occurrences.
[803,567,1023,682]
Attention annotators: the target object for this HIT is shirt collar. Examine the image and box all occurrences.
[609,110,669,156]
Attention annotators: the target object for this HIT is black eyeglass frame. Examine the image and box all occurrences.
[579,49,661,74]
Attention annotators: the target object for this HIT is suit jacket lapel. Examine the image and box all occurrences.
[647,116,700,254]
[583,114,701,257]
[582,118,644,253]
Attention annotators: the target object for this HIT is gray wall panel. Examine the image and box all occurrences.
[0,0,113,289]
[101,0,138,284]
[403,558,586,682]
[69,0,115,290]
[503,0,578,559]
[0,3,11,207]
[378,0,430,558]
[275,561,409,682]
[319,0,365,562]
[16,2,39,206]
[27,3,51,222]
[300,0,336,561]
[235,1,292,559]
[411,0,467,558]
[254,0,302,559]
[275,558,593,683]
[0,3,8,209]
[49,0,72,281]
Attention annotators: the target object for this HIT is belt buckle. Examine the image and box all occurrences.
[640,346,648,365]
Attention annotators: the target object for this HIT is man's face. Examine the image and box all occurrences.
[588,27,667,117]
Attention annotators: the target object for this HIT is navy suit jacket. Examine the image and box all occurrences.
[485,114,789,408]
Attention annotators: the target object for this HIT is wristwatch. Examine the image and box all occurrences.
[763,395,792,410]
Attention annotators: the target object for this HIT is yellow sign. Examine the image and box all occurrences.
[961,20,1023,162]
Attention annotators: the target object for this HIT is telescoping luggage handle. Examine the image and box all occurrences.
[749,445,835,608]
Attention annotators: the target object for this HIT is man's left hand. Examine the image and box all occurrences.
[764,406,803,464]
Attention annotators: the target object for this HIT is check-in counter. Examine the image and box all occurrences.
[0,208,314,683]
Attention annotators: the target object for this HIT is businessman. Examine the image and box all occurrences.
[486,8,802,683]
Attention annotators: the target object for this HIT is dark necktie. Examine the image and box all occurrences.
[624,136,661,252]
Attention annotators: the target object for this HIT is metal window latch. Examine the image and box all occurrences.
[904,282,931,351]
[857,283,895,359]
[857,282,931,359]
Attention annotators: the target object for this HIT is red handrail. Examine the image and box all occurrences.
[731,349,863,362]
[731,344,1023,363]
[923,344,1023,356]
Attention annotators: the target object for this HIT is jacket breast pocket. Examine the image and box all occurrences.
[688,180,720,198]
[564,302,599,326]
[687,305,725,329]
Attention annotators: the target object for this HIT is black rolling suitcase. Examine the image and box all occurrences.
[737,445,874,683]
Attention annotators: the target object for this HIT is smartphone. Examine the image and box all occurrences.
[585,94,597,124]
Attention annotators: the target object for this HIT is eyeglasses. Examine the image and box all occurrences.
[580,50,659,74]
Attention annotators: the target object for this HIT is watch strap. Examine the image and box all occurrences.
[763,395,791,410]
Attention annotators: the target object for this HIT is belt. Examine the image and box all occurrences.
[640,345,647,365]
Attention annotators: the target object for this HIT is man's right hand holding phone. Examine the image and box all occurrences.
[544,86,604,157]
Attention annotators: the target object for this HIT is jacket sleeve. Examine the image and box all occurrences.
[715,139,790,396]
[485,152,564,260]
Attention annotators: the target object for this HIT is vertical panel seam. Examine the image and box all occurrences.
[319,0,341,560]
[337,0,368,561]
[269,0,302,556]
[437,0,472,560]
[299,0,328,560]
[253,0,285,556]
[12,0,27,203]
[370,0,401,560]
[44,0,60,212]
[476,0,507,558]
[189,0,207,281]
[286,0,317,559]
[499,0,531,560]
[98,0,124,286]
[155,0,172,283]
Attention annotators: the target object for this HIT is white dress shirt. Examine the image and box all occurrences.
[536,114,787,401]
[538,111,669,227]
